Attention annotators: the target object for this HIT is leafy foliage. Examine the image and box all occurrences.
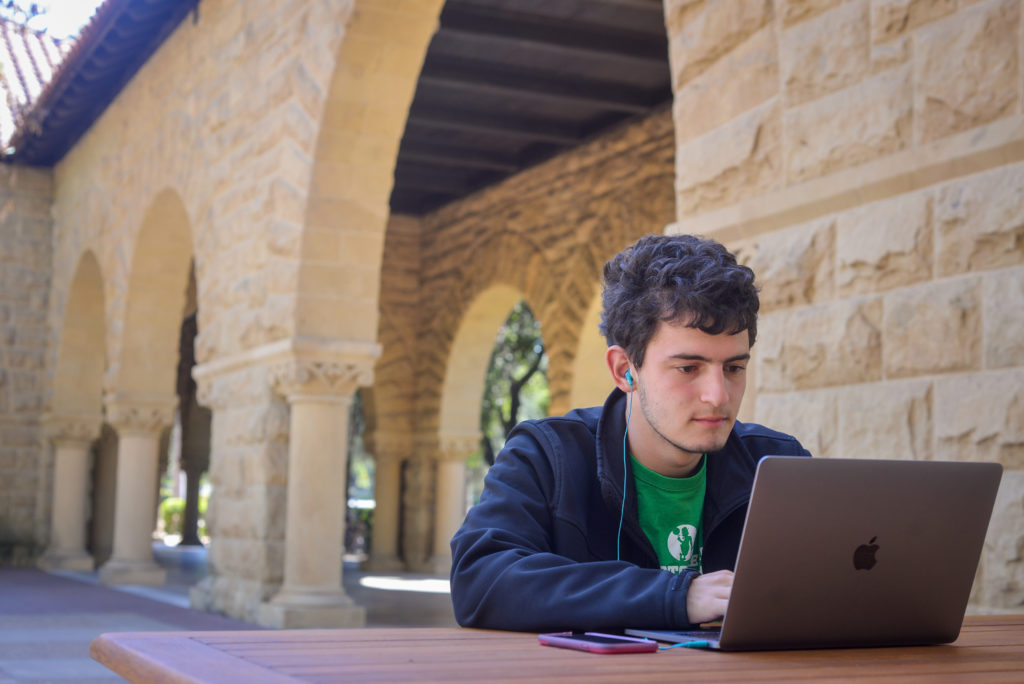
[478,300,549,466]
[346,390,374,501]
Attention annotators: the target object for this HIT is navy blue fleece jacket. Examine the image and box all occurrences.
[449,388,811,632]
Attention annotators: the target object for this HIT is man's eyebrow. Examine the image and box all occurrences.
[669,353,751,363]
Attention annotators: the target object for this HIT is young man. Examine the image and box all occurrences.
[449,234,811,632]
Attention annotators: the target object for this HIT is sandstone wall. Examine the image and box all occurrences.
[665,0,1024,612]
[385,108,676,569]
[50,0,357,372]
[0,165,53,564]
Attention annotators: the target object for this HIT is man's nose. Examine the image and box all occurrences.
[700,369,728,407]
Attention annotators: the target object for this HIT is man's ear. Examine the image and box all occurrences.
[606,345,633,393]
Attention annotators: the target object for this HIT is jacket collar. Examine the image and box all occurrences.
[594,388,756,549]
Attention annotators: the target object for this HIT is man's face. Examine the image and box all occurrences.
[628,318,750,478]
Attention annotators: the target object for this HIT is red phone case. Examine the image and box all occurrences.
[538,632,658,654]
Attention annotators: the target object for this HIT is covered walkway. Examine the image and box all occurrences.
[0,545,455,682]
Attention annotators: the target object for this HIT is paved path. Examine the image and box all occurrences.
[0,545,455,682]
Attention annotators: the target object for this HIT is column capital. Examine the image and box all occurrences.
[364,430,412,463]
[42,412,103,446]
[192,337,381,405]
[269,355,375,402]
[268,340,380,402]
[104,393,177,437]
[422,430,481,462]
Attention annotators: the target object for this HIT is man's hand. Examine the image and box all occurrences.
[686,570,733,625]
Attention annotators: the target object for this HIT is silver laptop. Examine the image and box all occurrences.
[627,456,1002,651]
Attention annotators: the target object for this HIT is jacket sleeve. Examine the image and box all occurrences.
[449,430,695,632]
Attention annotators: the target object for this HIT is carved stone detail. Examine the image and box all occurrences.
[269,357,374,400]
[436,431,482,462]
[104,395,177,437]
[194,378,220,411]
[42,413,103,446]
[365,430,412,463]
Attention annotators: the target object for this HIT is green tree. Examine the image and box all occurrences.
[479,301,549,466]
[344,390,375,557]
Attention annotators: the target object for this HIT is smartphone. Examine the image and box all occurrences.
[538,631,657,654]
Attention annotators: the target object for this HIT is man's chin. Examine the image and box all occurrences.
[669,437,729,456]
[679,428,733,455]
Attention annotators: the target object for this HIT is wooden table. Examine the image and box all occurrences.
[91,615,1024,683]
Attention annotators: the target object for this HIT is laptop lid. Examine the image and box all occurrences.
[631,457,1002,651]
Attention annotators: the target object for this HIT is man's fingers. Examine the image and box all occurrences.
[685,570,735,624]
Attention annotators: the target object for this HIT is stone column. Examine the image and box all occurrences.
[430,431,480,575]
[98,395,175,586]
[362,431,407,572]
[259,350,376,628]
[38,414,102,572]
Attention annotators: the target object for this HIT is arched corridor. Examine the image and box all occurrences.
[0,0,1016,629]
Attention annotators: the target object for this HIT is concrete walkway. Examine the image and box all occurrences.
[0,544,455,683]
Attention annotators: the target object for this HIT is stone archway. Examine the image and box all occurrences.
[249,1,446,628]
[39,251,106,572]
[429,283,529,572]
[295,1,445,347]
[99,188,194,586]
[570,288,611,410]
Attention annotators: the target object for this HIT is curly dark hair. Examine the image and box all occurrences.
[599,234,759,368]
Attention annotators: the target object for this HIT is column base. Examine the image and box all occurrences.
[430,554,452,577]
[97,558,167,586]
[361,553,405,573]
[38,549,94,573]
[258,589,366,628]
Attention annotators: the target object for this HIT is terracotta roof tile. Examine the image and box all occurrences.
[4,0,198,165]
[0,18,72,148]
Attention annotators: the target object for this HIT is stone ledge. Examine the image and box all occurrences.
[193,336,382,384]
[258,591,366,629]
[37,549,94,573]
[97,559,167,587]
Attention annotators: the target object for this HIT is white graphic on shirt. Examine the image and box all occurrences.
[666,524,697,564]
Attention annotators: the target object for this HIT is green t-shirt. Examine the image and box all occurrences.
[631,454,706,574]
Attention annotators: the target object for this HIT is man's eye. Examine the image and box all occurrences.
[726,365,747,374]
[678,366,698,374]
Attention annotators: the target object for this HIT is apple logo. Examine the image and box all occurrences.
[853,536,879,571]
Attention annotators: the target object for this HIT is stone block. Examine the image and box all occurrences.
[209,446,246,498]
[913,0,1019,144]
[786,63,912,183]
[675,99,782,216]
[731,215,835,311]
[780,0,844,25]
[977,470,1024,609]
[261,178,307,225]
[883,277,982,378]
[756,297,883,391]
[665,0,775,89]
[984,268,1024,369]
[870,0,957,44]
[870,35,910,73]
[934,164,1024,277]
[781,0,870,106]
[934,369,1024,468]
[835,191,933,296]
[673,26,778,145]
[209,496,250,538]
[264,257,300,295]
[754,388,838,458]
[837,379,933,460]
